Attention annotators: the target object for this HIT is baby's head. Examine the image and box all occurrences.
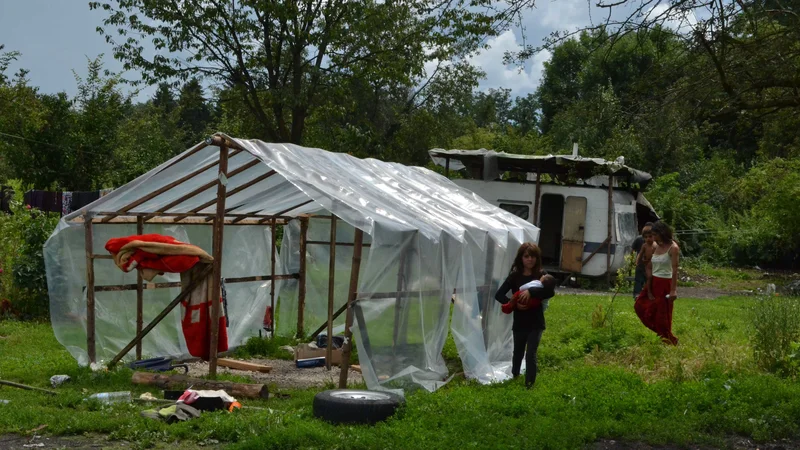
[540,274,556,290]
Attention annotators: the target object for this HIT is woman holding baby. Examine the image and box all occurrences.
[494,243,556,388]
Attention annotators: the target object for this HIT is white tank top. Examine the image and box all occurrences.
[651,249,672,279]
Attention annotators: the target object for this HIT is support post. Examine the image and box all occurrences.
[136,217,144,360]
[84,216,96,364]
[270,217,277,334]
[482,234,495,345]
[445,157,450,177]
[533,171,541,226]
[297,217,309,337]
[607,175,613,286]
[209,144,229,378]
[326,216,337,370]
[339,227,364,388]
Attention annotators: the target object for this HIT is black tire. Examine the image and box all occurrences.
[313,389,404,425]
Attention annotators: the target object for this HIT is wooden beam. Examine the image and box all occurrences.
[107,264,214,367]
[607,175,613,286]
[309,301,349,340]
[91,273,298,292]
[392,244,409,355]
[71,215,287,226]
[270,217,277,332]
[84,216,96,364]
[339,227,364,388]
[533,172,541,226]
[326,216,337,371]
[131,371,268,399]
[307,240,372,247]
[209,144,229,378]
[102,148,241,222]
[582,236,611,267]
[258,199,315,224]
[297,217,309,338]
[155,161,268,222]
[156,163,270,224]
[136,217,144,360]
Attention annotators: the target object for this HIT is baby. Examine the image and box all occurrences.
[502,274,557,314]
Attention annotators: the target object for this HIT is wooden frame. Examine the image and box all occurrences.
[75,134,306,378]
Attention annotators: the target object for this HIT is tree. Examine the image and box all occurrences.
[90,0,534,145]
[177,79,211,148]
[152,82,177,114]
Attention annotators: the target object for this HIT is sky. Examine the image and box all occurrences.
[0,0,601,102]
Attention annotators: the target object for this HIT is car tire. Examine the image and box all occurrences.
[312,389,404,425]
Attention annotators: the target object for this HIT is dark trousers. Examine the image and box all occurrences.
[512,328,544,388]
[633,264,647,299]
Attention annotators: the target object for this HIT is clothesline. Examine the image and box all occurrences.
[23,188,115,216]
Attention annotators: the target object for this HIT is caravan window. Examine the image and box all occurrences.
[499,203,530,220]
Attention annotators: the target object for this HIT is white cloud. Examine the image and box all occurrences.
[467,30,551,96]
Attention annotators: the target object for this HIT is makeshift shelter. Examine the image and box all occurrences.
[45,134,539,392]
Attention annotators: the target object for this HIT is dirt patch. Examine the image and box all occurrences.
[555,286,738,300]
[186,358,363,390]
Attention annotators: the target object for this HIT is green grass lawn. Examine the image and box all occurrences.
[2,294,800,449]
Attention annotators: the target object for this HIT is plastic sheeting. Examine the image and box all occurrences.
[45,134,540,392]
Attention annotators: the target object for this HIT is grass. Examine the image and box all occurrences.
[2,294,800,449]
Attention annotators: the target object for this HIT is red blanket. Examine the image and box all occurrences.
[501,291,543,314]
[105,234,212,281]
[634,276,678,345]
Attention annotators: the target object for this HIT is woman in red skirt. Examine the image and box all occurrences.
[634,221,680,345]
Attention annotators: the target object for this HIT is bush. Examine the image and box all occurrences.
[0,180,59,319]
[750,295,800,375]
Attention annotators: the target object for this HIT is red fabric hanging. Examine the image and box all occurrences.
[634,276,678,345]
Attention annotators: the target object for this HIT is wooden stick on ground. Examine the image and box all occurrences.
[0,380,58,396]
[217,358,272,373]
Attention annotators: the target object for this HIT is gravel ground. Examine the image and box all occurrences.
[186,358,364,390]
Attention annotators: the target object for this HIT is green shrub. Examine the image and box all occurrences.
[0,180,59,319]
[750,295,800,375]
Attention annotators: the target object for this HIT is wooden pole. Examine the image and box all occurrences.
[326,216,337,370]
[136,217,144,360]
[392,244,409,354]
[533,171,541,226]
[131,371,268,399]
[297,217,309,337]
[209,144,229,378]
[270,217,277,334]
[84,215,96,364]
[483,234,495,346]
[108,264,214,367]
[607,175,613,286]
[339,228,364,388]
[445,157,450,177]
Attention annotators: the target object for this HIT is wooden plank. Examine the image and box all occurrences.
[107,264,214,367]
[136,217,144,360]
[73,216,285,226]
[297,217,308,338]
[339,227,364,388]
[217,358,273,373]
[84,217,96,364]
[269,217,277,331]
[102,148,241,222]
[209,144,229,378]
[607,175,613,285]
[326,216,337,371]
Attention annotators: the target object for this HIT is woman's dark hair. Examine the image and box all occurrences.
[510,242,542,276]
[651,221,673,245]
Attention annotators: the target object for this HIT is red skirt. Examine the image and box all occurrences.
[634,276,678,345]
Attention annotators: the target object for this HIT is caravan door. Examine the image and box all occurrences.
[560,196,587,273]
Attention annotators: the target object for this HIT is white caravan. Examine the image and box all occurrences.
[429,149,659,278]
